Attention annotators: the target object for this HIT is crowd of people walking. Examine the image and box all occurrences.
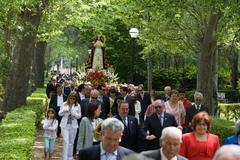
[43,74,240,160]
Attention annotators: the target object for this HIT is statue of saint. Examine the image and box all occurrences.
[85,35,108,70]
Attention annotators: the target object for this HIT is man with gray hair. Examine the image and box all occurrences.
[78,118,134,160]
[143,100,177,150]
[213,145,240,160]
[141,127,187,160]
[185,91,208,133]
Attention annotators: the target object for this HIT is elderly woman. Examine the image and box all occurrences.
[179,112,220,160]
[224,120,240,145]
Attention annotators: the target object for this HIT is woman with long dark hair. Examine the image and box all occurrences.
[77,102,102,150]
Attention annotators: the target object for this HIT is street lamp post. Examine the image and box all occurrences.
[75,55,79,72]
[129,28,139,84]
[70,57,73,75]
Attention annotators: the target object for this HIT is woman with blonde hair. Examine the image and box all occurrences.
[59,91,81,160]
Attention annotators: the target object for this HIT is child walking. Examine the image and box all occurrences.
[43,108,58,159]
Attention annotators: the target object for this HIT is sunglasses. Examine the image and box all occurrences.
[69,97,76,100]
[154,106,163,109]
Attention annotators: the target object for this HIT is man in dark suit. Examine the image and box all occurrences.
[49,83,67,137]
[120,86,135,116]
[81,89,106,119]
[46,77,57,98]
[78,118,134,160]
[141,127,187,160]
[161,86,171,102]
[76,84,89,104]
[97,85,110,118]
[114,101,139,152]
[185,91,208,133]
[136,84,152,125]
[143,99,177,150]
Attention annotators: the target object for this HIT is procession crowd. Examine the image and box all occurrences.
[43,74,240,160]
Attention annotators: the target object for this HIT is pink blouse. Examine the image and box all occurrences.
[164,101,185,126]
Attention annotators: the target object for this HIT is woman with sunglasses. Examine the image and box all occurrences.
[59,91,81,160]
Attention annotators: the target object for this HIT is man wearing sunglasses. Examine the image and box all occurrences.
[143,99,177,150]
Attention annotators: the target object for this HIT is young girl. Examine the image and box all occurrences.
[43,108,58,159]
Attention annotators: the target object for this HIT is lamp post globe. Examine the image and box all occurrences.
[129,28,139,84]
[129,28,139,38]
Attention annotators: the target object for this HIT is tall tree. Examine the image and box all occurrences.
[3,0,49,112]
[33,41,47,87]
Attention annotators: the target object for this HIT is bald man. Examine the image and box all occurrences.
[213,145,240,160]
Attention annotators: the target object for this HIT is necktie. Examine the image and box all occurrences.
[159,115,163,127]
[197,105,200,111]
[123,117,128,126]
[105,152,114,160]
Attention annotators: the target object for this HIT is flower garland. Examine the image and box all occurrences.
[83,70,108,88]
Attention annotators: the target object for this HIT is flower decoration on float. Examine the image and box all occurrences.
[83,70,108,89]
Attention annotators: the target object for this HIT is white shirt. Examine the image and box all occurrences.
[79,92,85,100]
[42,118,58,139]
[161,148,177,160]
[100,143,117,160]
[57,94,64,107]
[134,100,141,124]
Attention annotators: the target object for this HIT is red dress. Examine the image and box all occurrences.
[179,132,220,160]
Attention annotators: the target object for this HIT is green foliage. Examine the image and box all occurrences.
[152,66,197,91]
[218,103,240,121]
[0,88,46,159]
[211,117,235,145]
[0,55,12,97]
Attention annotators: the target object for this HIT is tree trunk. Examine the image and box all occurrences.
[3,1,49,112]
[147,52,153,92]
[33,41,47,87]
[230,47,239,90]
[197,10,220,115]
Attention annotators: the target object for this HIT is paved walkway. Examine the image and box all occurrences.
[32,126,63,160]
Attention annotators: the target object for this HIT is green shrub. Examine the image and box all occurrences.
[218,103,240,121]
[211,117,235,145]
[0,88,46,160]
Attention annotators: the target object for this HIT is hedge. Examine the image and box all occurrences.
[218,103,240,121]
[211,117,235,145]
[0,88,46,160]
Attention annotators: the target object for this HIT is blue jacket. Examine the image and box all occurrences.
[224,134,239,145]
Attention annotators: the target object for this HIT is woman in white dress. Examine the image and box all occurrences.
[92,35,105,69]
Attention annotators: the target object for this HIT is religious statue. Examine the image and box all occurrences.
[85,35,108,70]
